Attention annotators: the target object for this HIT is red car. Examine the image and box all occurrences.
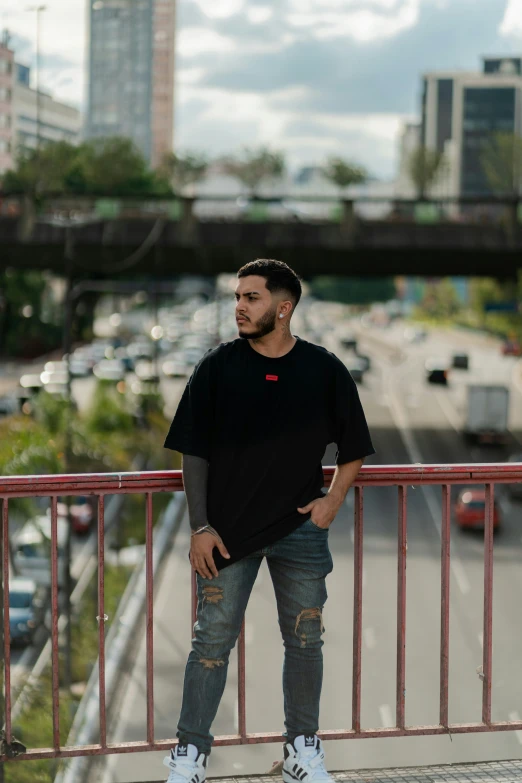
[69,496,94,534]
[55,497,94,535]
[454,489,501,530]
[501,340,522,356]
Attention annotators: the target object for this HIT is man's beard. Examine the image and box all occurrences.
[238,305,277,340]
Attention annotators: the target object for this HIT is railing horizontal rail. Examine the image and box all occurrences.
[2,463,522,766]
[0,463,521,497]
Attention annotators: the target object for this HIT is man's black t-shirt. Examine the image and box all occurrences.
[164,336,375,570]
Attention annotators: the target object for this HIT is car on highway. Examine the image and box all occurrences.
[355,352,371,372]
[13,516,68,587]
[507,452,522,499]
[69,496,94,534]
[162,356,190,378]
[40,368,69,387]
[341,335,358,351]
[425,358,449,385]
[46,497,94,534]
[127,341,154,361]
[346,357,366,384]
[93,359,126,382]
[19,373,43,395]
[452,353,469,370]
[454,489,501,531]
[8,577,46,646]
[501,339,522,356]
[404,326,428,343]
[44,359,89,379]
[134,360,161,383]
[114,346,135,373]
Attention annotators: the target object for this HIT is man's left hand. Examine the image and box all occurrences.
[297,495,341,530]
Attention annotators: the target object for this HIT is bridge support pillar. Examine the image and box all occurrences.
[180,197,197,244]
[340,199,357,243]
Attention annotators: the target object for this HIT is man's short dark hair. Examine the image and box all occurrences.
[237,259,302,307]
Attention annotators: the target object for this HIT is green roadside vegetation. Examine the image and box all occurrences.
[1,379,180,781]
[409,276,522,344]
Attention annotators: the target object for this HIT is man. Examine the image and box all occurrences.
[163,259,374,783]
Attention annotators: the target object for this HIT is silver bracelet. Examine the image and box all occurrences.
[191,524,212,537]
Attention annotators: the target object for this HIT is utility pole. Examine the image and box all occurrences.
[26,5,46,153]
[61,226,74,691]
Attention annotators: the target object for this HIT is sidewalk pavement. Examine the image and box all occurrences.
[137,758,522,783]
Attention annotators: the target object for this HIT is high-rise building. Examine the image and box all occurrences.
[86,0,175,168]
[0,33,81,175]
[0,33,15,174]
[419,57,522,197]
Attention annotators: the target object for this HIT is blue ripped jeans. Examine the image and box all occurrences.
[176,519,334,754]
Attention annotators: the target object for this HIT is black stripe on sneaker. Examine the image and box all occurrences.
[284,771,302,782]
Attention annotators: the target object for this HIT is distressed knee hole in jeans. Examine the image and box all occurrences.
[294,607,325,648]
[197,657,225,670]
[202,585,224,605]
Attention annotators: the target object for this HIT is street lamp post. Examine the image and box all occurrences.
[26,5,46,152]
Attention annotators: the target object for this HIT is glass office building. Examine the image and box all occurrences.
[461,86,516,195]
[419,58,522,198]
[86,0,175,167]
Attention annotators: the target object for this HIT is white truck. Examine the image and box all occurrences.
[464,384,510,444]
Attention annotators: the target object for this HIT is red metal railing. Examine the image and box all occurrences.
[2,463,522,765]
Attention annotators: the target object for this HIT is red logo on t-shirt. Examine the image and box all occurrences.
[266,374,278,381]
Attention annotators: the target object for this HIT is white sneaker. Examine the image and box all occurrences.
[282,735,333,783]
[163,743,207,783]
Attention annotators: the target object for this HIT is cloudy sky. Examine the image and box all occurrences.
[2,0,522,178]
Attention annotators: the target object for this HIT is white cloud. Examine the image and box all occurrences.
[287,0,419,41]
[178,27,235,57]
[499,0,522,37]
[190,0,245,19]
[246,6,273,24]
[177,66,207,85]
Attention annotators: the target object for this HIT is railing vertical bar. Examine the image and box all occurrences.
[2,498,12,746]
[352,485,364,733]
[50,495,60,749]
[440,484,451,727]
[98,495,107,748]
[396,485,407,729]
[145,492,155,745]
[238,620,247,738]
[482,482,494,725]
[191,568,197,628]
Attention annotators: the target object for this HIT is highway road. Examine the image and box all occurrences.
[77,324,522,782]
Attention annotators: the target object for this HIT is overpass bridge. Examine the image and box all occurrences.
[1,195,522,279]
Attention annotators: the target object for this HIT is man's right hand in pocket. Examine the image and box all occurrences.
[190,527,230,579]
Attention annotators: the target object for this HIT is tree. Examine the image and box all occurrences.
[481,132,522,195]
[322,157,366,193]
[419,278,461,319]
[1,136,169,197]
[408,146,445,199]
[222,146,285,195]
[157,151,208,194]
[74,136,161,196]
[2,140,80,195]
